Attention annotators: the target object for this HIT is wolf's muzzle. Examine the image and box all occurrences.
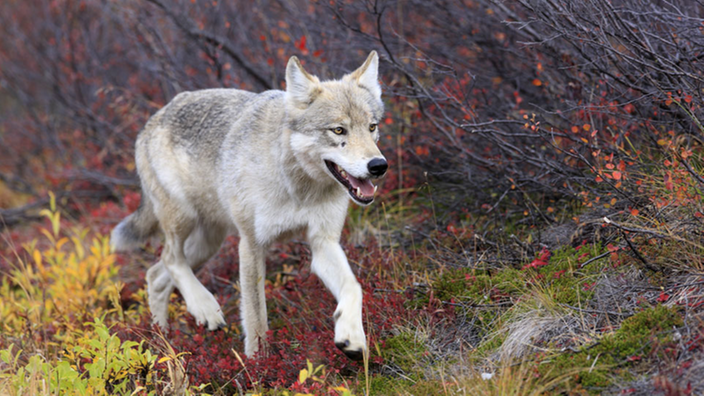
[367,158,388,177]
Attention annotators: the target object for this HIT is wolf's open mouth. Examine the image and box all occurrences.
[325,160,376,205]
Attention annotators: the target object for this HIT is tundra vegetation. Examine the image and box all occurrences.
[1,0,703,395]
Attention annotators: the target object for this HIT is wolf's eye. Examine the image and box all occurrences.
[332,127,346,135]
[369,124,377,132]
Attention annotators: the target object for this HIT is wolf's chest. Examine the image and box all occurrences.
[253,203,313,244]
[250,195,346,245]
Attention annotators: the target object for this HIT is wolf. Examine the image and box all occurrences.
[111,51,387,360]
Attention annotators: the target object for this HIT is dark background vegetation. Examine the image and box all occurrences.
[1,0,703,394]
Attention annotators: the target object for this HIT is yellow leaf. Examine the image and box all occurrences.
[55,237,69,251]
[48,191,56,211]
[298,368,309,384]
[33,249,42,267]
[157,356,172,364]
[39,228,55,244]
[71,237,85,259]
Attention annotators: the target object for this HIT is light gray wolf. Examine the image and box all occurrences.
[111,51,387,360]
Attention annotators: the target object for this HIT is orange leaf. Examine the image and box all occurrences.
[612,171,622,180]
[630,208,639,216]
[532,79,542,86]
[583,124,591,131]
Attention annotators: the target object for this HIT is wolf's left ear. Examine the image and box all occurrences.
[346,51,381,100]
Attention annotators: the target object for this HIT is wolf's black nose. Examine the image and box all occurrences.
[368,158,388,177]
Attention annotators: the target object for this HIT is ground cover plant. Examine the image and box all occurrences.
[1,0,703,394]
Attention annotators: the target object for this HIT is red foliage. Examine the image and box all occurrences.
[109,236,420,390]
[523,247,551,270]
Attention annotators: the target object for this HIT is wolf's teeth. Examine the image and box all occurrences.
[341,170,347,178]
[356,187,361,196]
[373,185,378,194]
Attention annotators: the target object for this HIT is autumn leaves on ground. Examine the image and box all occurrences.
[1,0,703,395]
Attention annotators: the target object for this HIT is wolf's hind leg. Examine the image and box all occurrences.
[147,224,225,329]
[146,262,174,329]
[238,235,268,357]
[309,236,367,361]
[184,224,226,268]
[161,220,226,330]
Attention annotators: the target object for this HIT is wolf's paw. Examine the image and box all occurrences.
[335,340,366,361]
[150,309,170,331]
[187,290,226,331]
[333,308,367,361]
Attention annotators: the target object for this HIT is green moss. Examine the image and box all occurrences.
[418,244,606,314]
[382,331,427,374]
[543,305,683,393]
[531,244,606,306]
[363,372,454,395]
[412,266,525,330]
[366,375,412,395]
[607,304,683,358]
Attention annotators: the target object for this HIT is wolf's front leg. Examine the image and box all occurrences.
[239,235,269,357]
[309,237,366,360]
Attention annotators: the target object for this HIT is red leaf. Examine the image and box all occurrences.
[657,291,669,303]
[297,35,307,51]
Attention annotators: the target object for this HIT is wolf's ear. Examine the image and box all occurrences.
[285,56,321,108]
[346,51,381,100]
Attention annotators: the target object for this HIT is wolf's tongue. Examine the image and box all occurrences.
[347,174,375,196]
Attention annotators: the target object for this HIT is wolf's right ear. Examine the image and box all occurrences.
[285,56,322,108]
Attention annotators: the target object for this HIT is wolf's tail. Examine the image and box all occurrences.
[111,196,158,252]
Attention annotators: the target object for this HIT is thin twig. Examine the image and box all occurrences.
[579,250,612,269]
[603,217,668,239]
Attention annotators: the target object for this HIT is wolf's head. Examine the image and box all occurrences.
[284,51,387,206]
